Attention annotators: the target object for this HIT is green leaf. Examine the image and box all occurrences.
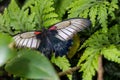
[101,45,120,63]
[0,0,35,34]
[108,25,120,44]
[97,2,108,32]
[79,8,89,18]
[54,0,73,19]
[29,0,60,29]
[51,56,71,80]
[78,30,110,80]
[108,1,118,20]
[89,5,98,27]
[0,33,16,67]
[5,49,59,80]
[78,47,99,80]
[80,30,110,50]
[68,0,94,18]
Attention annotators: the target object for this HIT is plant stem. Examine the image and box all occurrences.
[58,66,80,76]
[97,55,104,80]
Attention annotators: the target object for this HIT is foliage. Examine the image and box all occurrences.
[0,0,120,80]
[23,0,60,29]
[53,0,73,19]
[51,56,71,80]
[0,33,16,67]
[68,0,119,79]
[5,49,59,80]
[68,0,118,32]
[0,0,3,2]
[78,27,120,80]
[0,0,35,35]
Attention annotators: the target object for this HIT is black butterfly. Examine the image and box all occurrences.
[13,18,91,58]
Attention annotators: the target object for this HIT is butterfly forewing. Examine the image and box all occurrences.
[13,32,41,49]
[54,18,90,41]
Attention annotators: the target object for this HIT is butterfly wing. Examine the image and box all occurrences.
[48,18,91,56]
[50,18,91,41]
[13,32,41,49]
[13,18,90,58]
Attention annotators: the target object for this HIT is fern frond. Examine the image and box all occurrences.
[78,30,111,67]
[97,2,108,32]
[54,0,73,19]
[80,30,110,49]
[77,47,99,80]
[82,54,99,80]
[27,0,60,29]
[68,0,95,18]
[0,0,36,34]
[78,30,110,80]
[0,0,20,35]
[108,0,118,19]
[79,8,89,18]
[43,13,58,20]
[78,47,99,65]
[43,18,59,27]
[101,45,120,63]
[68,0,118,32]
[51,56,72,80]
[0,14,6,33]
[108,25,120,44]
[89,5,98,27]
[43,7,55,14]
[78,24,120,80]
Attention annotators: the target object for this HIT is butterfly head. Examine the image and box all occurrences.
[34,28,47,35]
[34,31,41,35]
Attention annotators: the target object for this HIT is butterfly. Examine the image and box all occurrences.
[13,18,91,58]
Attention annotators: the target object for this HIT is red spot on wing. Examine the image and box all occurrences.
[49,26,57,30]
[34,31,41,35]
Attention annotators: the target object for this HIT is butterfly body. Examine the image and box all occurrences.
[13,18,91,58]
[35,28,72,57]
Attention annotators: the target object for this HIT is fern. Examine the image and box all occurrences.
[0,0,35,34]
[108,25,120,45]
[97,2,108,32]
[0,14,11,34]
[53,0,73,19]
[89,5,98,27]
[68,0,94,18]
[77,30,109,80]
[101,45,120,63]
[108,0,118,19]
[0,0,60,34]
[78,24,120,80]
[0,0,120,80]
[23,0,60,29]
[68,0,118,32]
[80,8,89,18]
[80,30,110,49]
[51,56,72,80]
[78,48,99,80]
